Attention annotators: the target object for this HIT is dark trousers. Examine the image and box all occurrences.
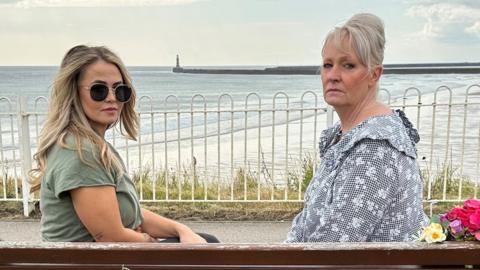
[158,233,219,243]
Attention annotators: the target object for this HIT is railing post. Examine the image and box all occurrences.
[18,96,32,217]
[326,105,334,127]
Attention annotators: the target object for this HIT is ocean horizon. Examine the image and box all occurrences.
[1,65,478,102]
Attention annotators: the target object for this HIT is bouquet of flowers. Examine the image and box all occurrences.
[419,199,480,243]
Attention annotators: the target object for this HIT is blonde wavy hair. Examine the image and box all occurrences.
[29,45,138,192]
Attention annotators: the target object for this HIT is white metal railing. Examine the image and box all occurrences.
[0,85,479,216]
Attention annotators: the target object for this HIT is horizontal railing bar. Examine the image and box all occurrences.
[137,108,328,114]
[0,198,470,203]
[16,102,480,116]
[423,199,471,203]
[394,102,480,107]
[137,199,464,203]
[139,199,304,202]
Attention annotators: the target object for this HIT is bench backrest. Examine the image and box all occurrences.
[1,241,479,269]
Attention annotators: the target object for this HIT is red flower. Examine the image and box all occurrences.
[447,208,469,225]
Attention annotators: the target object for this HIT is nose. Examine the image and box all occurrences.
[104,88,117,102]
[325,65,340,83]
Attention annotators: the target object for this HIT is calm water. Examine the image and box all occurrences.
[0,66,478,109]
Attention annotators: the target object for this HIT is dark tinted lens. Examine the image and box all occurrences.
[115,85,132,102]
[90,84,109,101]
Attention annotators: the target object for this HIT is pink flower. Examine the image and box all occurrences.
[464,199,480,210]
[470,210,480,231]
[475,231,480,241]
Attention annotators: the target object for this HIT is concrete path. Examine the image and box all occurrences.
[0,220,291,243]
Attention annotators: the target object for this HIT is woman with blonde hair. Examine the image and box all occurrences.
[286,13,428,242]
[30,45,218,243]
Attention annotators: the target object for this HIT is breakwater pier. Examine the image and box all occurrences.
[172,57,480,75]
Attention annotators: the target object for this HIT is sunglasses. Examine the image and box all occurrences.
[89,83,132,103]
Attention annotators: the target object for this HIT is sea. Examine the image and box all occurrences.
[0,66,479,184]
[0,66,478,109]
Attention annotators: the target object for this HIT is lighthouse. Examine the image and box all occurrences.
[172,54,183,73]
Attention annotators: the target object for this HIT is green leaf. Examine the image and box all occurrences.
[431,214,441,224]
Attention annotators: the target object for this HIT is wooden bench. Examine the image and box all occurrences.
[0,241,479,269]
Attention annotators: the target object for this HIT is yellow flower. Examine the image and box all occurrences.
[425,229,446,243]
[420,223,446,243]
[429,223,443,231]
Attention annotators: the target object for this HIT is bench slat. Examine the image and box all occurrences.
[0,242,479,269]
[0,266,475,270]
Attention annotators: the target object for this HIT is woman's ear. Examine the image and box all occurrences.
[369,65,383,87]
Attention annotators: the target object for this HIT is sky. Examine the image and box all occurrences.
[0,0,479,66]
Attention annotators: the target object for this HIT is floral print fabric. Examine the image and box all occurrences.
[286,110,428,242]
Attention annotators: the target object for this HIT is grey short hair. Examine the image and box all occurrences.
[322,13,385,73]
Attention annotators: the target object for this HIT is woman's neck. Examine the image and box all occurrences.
[88,120,107,138]
[336,100,391,134]
[91,126,106,138]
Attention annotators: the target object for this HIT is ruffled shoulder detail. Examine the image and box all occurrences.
[318,123,341,158]
[396,109,420,144]
[337,110,419,159]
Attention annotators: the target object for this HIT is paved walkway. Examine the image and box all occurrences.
[0,220,291,243]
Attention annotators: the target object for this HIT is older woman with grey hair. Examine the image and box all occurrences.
[286,13,428,242]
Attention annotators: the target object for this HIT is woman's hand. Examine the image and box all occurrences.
[142,232,157,242]
[140,208,208,243]
[178,229,207,244]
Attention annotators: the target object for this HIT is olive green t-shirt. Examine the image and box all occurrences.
[40,136,143,242]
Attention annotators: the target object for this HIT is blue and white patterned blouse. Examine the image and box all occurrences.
[286,110,429,242]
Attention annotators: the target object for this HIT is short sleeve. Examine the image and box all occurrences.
[46,143,116,199]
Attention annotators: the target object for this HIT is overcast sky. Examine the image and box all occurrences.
[1,0,479,66]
